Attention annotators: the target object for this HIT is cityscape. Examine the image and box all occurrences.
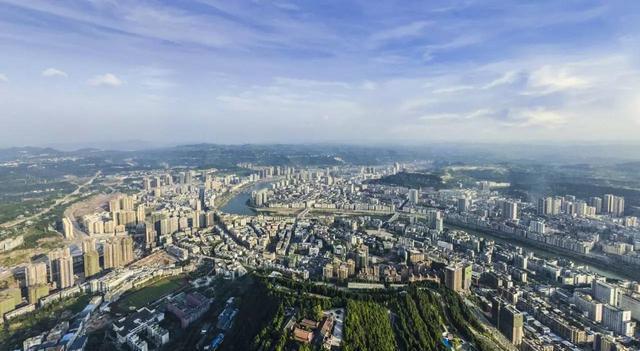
[2,1,640,351]
[0,148,639,351]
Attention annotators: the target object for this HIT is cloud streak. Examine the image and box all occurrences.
[0,0,638,145]
[88,73,123,87]
[42,68,68,78]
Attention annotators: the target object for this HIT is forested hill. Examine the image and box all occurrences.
[367,171,445,189]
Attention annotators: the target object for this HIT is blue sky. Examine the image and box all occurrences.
[0,0,639,147]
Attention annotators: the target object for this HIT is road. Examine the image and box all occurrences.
[0,171,101,229]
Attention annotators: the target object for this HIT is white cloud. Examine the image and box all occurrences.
[419,109,494,121]
[0,74,7,83]
[482,71,519,89]
[432,85,474,94]
[512,109,568,128]
[88,73,123,87]
[369,21,431,43]
[42,68,68,78]
[361,81,377,91]
[526,65,590,94]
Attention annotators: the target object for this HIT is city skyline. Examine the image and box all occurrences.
[1,0,640,146]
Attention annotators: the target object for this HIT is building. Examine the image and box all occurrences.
[103,236,134,269]
[82,239,101,278]
[323,263,333,280]
[529,220,545,234]
[103,238,122,269]
[144,223,157,249]
[293,327,313,344]
[27,284,49,305]
[444,263,472,293]
[593,333,628,351]
[166,292,211,328]
[112,307,164,349]
[618,293,640,321]
[252,189,269,206]
[25,262,48,286]
[457,197,470,212]
[502,200,518,220]
[602,304,635,336]
[62,217,74,239]
[573,292,603,322]
[603,194,625,217]
[492,297,524,346]
[48,247,74,290]
[408,189,419,204]
[0,288,20,316]
[83,250,100,278]
[136,205,146,224]
[593,280,618,306]
[444,265,462,292]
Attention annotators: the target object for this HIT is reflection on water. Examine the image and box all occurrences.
[220,182,273,216]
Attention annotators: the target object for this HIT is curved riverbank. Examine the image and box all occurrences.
[445,224,632,281]
[219,180,275,215]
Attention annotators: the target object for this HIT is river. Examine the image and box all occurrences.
[447,225,627,281]
[220,181,273,216]
[220,184,627,280]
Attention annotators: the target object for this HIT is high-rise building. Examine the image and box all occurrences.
[48,247,74,290]
[602,304,635,336]
[458,197,470,213]
[143,177,151,191]
[252,189,269,207]
[323,263,333,280]
[356,245,369,271]
[462,263,473,291]
[121,236,134,265]
[145,223,157,249]
[613,196,625,217]
[136,205,146,224]
[205,211,215,227]
[408,189,419,204]
[427,209,443,232]
[537,197,549,216]
[593,333,625,351]
[119,195,135,211]
[159,218,169,236]
[445,265,463,292]
[498,304,524,345]
[589,197,603,214]
[103,238,123,269]
[603,194,625,217]
[61,217,74,239]
[503,200,518,220]
[573,292,603,322]
[529,220,545,234]
[27,284,49,305]
[552,197,562,215]
[83,239,101,278]
[24,262,48,286]
[109,198,120,212]
[593,280,619,306]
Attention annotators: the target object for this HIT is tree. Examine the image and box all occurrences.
[313,304,324,321]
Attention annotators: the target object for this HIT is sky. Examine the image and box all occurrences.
[0,0,639,148]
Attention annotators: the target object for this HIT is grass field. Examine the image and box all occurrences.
[117,276,186,311]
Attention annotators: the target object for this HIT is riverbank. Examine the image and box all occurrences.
[445,224,634,281]
[218,178,280,215]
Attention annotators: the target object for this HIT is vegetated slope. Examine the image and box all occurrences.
[367,171,445,189]
[343,299,397,351]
